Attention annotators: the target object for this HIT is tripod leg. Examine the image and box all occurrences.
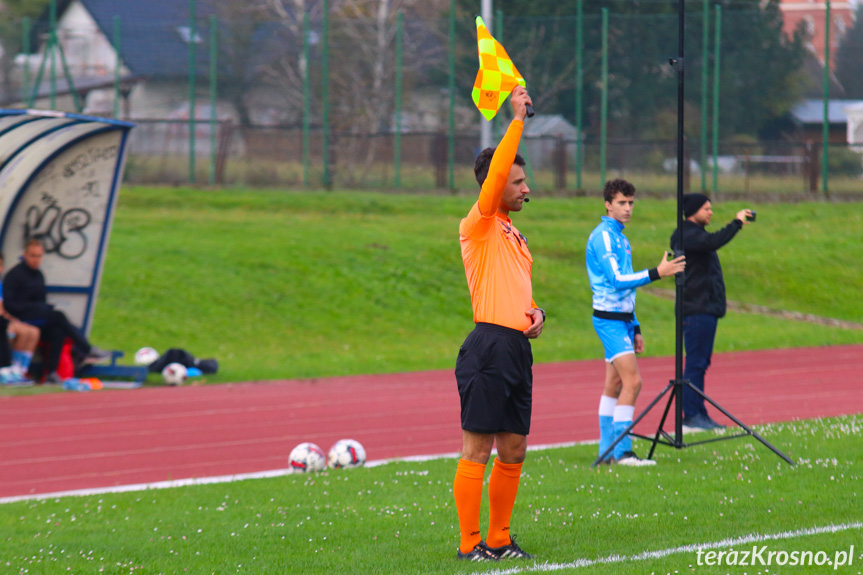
[648,383,679,459]
[592,382,675,467]
[687,383,795,466]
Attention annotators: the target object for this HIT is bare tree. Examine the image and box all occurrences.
[258,0,442,184]
[205,0,274,127]
[260,0,324,122]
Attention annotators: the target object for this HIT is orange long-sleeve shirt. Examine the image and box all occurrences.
[459,120,538,332]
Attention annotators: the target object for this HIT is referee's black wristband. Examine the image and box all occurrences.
[633,325,641,335]
[535,307,546,322]
[648,267,660,281]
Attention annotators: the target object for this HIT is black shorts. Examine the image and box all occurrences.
[455,322,533,436]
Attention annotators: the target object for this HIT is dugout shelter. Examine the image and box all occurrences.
[0,109,133,337]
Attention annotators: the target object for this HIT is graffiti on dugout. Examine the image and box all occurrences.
[25,189,94,260]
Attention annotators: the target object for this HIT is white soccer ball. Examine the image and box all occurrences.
[161,362,187,386]
[134,346,159,366]
[327,439,366,469]
[289,442,327,473]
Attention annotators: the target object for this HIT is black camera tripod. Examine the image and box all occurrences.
[591,1,793,468]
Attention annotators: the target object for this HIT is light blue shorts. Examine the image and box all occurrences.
[592,316,637,363]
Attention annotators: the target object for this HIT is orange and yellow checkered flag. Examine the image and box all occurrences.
[472,16,526,121]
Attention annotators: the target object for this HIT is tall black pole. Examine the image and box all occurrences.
[593,1,795,468]
[673,0,686,445]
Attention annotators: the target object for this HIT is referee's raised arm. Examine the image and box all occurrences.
[475,86,532,217]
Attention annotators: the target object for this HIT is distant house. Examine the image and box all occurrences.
[789,99,863,143]
[778,0,857,69]
[13,0,312,159]
[522,114,580,170]
[18,0,206,118]
[844,102,863,146]
[21,0,294,124]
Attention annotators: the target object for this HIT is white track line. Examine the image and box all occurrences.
[472,522,863,575]
[0,439,593,505]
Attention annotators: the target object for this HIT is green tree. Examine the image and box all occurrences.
[0,0,51,19]
[713,1,808,139]
[835,5,863,98]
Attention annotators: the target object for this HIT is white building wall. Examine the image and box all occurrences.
[57,1,120,77]
[845,104,863,146]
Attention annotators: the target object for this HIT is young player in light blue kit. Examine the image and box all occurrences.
[586,179,685,465]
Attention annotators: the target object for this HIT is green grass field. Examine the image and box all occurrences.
[91,187,859,382]
[1,416,860,574]
[1,186,861,395]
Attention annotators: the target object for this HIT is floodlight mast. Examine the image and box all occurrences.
[591,1,794,467]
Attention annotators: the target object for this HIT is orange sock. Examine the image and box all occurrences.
[453,459,486,553]
[485,458,523,548]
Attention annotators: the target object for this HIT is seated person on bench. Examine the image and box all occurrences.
[3,239,110,384]
[0,253,40,383]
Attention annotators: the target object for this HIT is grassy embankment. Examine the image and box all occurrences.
[6,186,860,392]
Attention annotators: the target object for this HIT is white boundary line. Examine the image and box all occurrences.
[0,439,594,505]
[472,522,863,575]
[0,469,292,505]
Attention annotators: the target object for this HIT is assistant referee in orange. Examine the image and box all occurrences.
[453,86,544,562]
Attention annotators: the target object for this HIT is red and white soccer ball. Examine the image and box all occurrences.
[134,346,159,366]
[289,442,327,473]
[161,362,187,386]
[328,439,366,469]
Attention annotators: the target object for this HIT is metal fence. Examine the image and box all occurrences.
[120,123,862,199]
[1,1,861,197]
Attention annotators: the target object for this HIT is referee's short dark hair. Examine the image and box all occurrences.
[474,147,526,188]
[603,178,636,203]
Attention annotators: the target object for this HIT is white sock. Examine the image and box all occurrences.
[613,404,635,423]
[598,395,617,416]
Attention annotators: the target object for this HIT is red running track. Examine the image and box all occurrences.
[1,345,860,499]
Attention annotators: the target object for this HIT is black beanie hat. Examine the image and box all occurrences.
[683,193,710,218]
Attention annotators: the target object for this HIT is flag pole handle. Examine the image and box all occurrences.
[525,104,535,118]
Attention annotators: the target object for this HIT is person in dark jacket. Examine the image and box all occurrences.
[3,239,110,384]
[670,193,752,431]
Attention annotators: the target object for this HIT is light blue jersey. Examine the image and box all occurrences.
[588,214,659,464]
[586,216,656,321]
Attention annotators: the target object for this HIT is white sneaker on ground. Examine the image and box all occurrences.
[0,366,33,385]
[613,451,657,466]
